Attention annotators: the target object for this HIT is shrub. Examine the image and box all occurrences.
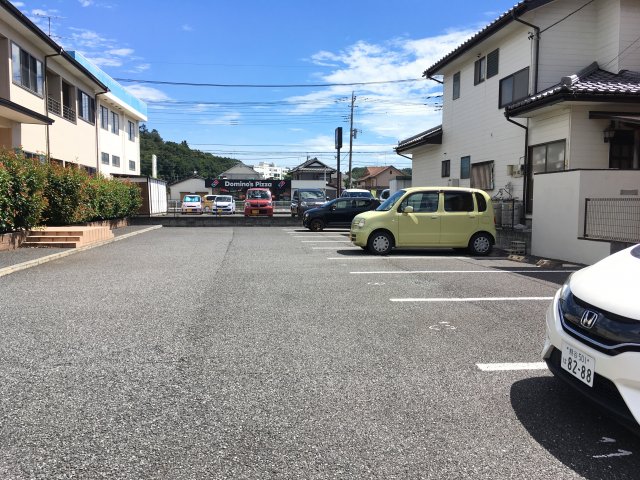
[0,149,142,232]
[42,164,91,225]
[0,149,47,233]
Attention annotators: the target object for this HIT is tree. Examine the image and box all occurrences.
[139,125,239,182]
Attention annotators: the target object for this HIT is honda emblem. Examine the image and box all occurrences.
[580,310,599,329]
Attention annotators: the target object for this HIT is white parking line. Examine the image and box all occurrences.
[476,362,548,371]
[313,247,360,250]
[294,236,346,238]
[302,240,351,243]
[391,297,554,302]
[351,269,576,274]
[327,256,468,260]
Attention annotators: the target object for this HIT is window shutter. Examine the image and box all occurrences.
[487,49,499,78]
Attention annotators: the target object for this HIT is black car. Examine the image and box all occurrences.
[302,197,380,231]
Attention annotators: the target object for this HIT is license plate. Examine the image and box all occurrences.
[561,343,595,387]
[252,210,259,214]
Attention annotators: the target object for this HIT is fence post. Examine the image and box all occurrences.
[584,198,589,238]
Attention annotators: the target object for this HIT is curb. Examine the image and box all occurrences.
[0,225,163,279]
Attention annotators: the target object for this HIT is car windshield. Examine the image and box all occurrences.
[217,196,232,202]
[184,195,200,202]
[300,191,324,200]
[248,190,270,199]
[376,190,405,211]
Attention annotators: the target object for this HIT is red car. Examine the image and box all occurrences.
[244,188,274,217]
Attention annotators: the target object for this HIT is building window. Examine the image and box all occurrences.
[499,67,529,108]
[609,131,634,169]
[111,112,119,134]
[77,90,95,124]
[460,156,470,179]
[531,140,566,173]
[101,106,109,130]
[128,121,136,141]
[486,49,499,79]
[112,155,120,167]
[11,42,43,96]
[101,152,109,165]
[474,56,486,85]
[441,159,451,178]
[452,71,460,100]
[470,161,494,190]
[129,160,136,171]
[61,81,76,122]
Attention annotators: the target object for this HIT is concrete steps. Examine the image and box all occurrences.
[22,226,114,248]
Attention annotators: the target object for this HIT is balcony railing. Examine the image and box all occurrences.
[584,197,640,243]
[47,96,61,116]
[62,105,76,122]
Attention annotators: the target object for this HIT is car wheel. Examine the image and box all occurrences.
[309,219,324,232]
[291,212,296,218]
[367,231,393,255]
[204,206,210,213]
[468,232,493,256]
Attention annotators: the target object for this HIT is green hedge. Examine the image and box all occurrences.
[0,148,141,233]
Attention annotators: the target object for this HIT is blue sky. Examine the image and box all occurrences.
[16,0,519,171]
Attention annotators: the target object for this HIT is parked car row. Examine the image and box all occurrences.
[181,194,236,215]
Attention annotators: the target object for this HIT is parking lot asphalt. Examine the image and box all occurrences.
[0,226,638,479]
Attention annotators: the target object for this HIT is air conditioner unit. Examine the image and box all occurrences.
[449,178,460,186]
[507,164,524,177]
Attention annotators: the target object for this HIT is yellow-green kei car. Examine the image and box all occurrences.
[350,187,496,255]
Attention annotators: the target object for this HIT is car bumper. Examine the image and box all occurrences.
[244,207,273,216]
[213,207,234,214]
[543,290,640,433]
[350,230,367,247]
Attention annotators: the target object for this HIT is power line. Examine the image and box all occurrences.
[115,77,425,88]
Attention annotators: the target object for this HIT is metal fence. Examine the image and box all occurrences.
[584,197,640,243]
[165,200,291,215]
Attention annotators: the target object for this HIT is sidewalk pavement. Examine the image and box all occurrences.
[0,225,162,278]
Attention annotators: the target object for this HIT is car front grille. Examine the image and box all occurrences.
[560,293,640,356]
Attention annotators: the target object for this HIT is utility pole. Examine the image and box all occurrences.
[348,91,356,188]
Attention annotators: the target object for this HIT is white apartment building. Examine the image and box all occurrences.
[253,161,288,180]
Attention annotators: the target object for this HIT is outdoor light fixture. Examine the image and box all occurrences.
[603,122,615,143]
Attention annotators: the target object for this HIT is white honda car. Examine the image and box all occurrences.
[542,244,640,433]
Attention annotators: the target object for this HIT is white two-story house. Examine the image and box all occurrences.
[397,0,640,264]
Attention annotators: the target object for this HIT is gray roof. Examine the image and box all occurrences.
[424,0,552,78]
[505,63,640,116]
[396,125,443,152]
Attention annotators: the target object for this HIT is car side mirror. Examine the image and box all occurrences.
[403,205,414,214]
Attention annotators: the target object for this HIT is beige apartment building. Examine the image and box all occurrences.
[0,0,146,174]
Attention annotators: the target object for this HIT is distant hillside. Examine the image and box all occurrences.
[139,125,239,182]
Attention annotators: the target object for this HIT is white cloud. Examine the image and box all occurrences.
[79,0,93,6]
[89,57,123,67]
[181,24,193,32]
[108,48,134,57]
[128,63,150,73]
[288,30,474,142]
[124,85,171,102]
